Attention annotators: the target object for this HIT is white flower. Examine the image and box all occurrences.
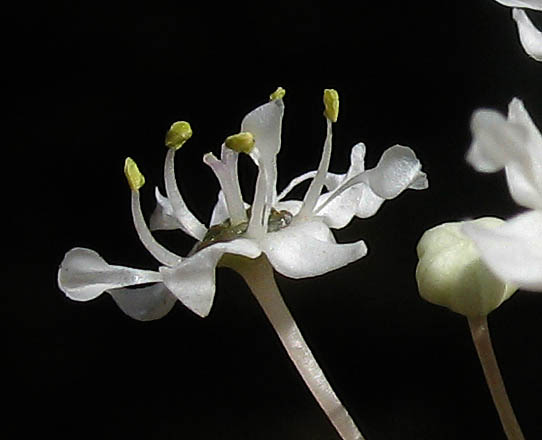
[463,98,542,291]
[58,89,428,319]
[494,0,542,61]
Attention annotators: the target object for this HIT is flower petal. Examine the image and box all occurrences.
[494,0,542,10]
[261,221,367,279]
[512,8,542,61]
[362,145,428,199]
[468,101,542,209]
[109,283,177,321]
[462,210,542,292]
[150,187,184,231]
[58,248,163,301]
[316,184,363,229]
[241,99,284,163]
[355,185,387,218]
[160,239,261,317]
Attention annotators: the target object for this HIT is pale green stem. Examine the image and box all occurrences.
[467,315,525,440]
[233,256,366,440]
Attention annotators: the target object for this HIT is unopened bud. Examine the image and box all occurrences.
[415,218,517,317]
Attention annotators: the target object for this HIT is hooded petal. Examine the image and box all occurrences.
[361,145,428,199]
[512,8,542,61]
[261,220,367,279]
[241,99,284,163]
[109,283,177,321]
[315,144,426,226]
[160,239,261,317]
[462,210,542,292]
[58,248,163,301]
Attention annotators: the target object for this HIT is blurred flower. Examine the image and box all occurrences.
[58,89,428,319]
[463,98,542,291]
[494,0,542,60]
[416,218,517,317]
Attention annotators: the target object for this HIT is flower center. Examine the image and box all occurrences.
[191,208,293,255]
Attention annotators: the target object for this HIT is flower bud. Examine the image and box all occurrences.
[415,218,517,317]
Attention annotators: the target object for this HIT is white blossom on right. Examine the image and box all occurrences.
[463,98,542,291]
[494,0,542,61]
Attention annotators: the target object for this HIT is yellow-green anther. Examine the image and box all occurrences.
[165,121,193,150]
[323,89,339,123]
[225,132,255,154]
[124,157,145,191]
[269,86,286,101]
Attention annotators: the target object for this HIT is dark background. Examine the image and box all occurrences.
[6,1,542,439]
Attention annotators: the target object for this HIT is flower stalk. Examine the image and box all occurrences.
[231,255,366,440]
[467,315,525,440]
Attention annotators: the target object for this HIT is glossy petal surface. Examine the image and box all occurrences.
[463,211,542,291]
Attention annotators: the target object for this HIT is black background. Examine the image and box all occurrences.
[6,1,542,439]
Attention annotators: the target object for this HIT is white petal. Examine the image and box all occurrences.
[316,184,362,229]
[164,149,208,240]
[494,0,542,10]
[362,145,427,199]
[345,143,367,179]
[210,190,230,226]
[160,239,261,317]
[241,99,284,162]
[355,184,386,218]
[468,103,542,209]
[150,187,183,231]
[512,9,542,61]
[468,108,530,170]
[261,221,367,279]
[462,210,542,292]
[109,283,177,321]
[58,248,162,301]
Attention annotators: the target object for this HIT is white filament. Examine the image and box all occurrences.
[298,119,334,219]
[164,148,208,240]
[131,190,182,267]
[203,150,248,226]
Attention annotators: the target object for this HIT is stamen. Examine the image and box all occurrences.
[165,121,193,150]
[277,170,316,201]
[269,86,286,101]
[323,88,339,123]
[124,157,145,191]
[314,172,365,215]
[225,132,255,154]
[124,158,182,267]
[246,167,268,238]
[298,117,334,219]
[164,148,208,240]
[203,149,248,226]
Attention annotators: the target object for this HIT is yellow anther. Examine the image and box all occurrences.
[124,157,145,191]
[323,89,339,123]
[269,87,286,101]
[225,132,255,154]
[165,121,193,150]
